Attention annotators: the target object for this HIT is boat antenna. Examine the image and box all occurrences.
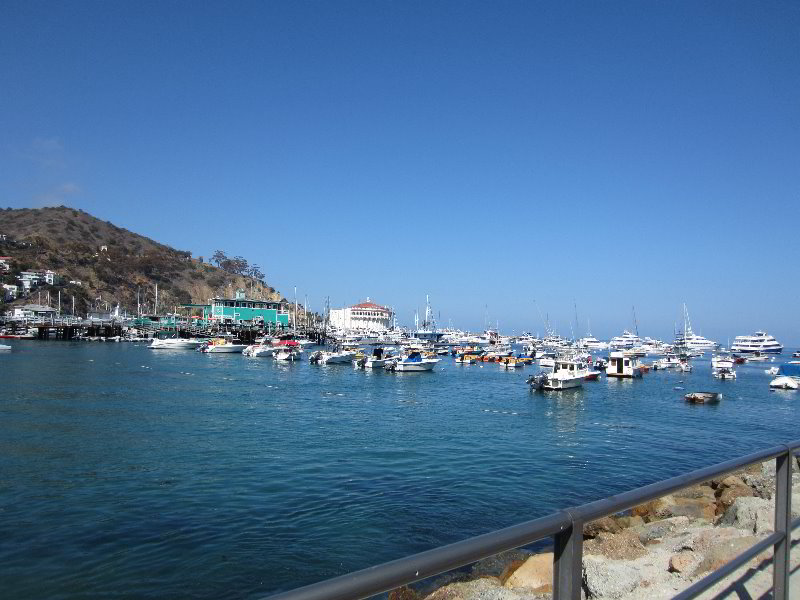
[573,299,580,338]
[632,305,639,337]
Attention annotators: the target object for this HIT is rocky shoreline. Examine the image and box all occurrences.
[390,457,800,600]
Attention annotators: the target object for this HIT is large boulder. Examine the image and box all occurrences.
[471,549,534,579]
[721,496,774,533]
[716,484,756,515]
[631,495,677,522]
[503,552,553,592]
[583,517,622,539]
[692,534,764,576]
[674,484,716,501]
[669,550,701,574]
[582,555,643,599]
[632,516,691,544]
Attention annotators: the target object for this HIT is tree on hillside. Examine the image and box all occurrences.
[211,250,227,267]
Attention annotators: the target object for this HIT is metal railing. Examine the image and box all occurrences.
[267,440,799,600]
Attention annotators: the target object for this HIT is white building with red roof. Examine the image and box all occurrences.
[329,298,393,332]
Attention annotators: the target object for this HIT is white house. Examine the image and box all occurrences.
[329,299,393,332]
[0,256,11,272]
[18,269,61,290]
[2,284,18,301]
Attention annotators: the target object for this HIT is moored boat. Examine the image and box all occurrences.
[198,338,247,353]
[685,392,721,404]
[387,351,439,372]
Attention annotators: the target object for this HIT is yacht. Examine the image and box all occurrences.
[730,331,783,354]
[674,304,718,351]
[577,336,609,351]
[198,338,247,353]
[609,330,641,350]
[149,336,204,349]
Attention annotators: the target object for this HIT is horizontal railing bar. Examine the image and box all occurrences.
[266,511,571,600]
[671,531,783,600]
[570,444,790,523]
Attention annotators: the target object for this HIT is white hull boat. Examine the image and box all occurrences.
[244,345,277,357]
[310,350,357,365]
[275,349,301,361]
[0,344,10,351]
[200,339,247,353]
[150,338,204,349]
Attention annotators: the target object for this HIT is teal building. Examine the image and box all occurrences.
[194,289,290,327]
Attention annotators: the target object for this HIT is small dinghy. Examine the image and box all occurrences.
[684,392,722,404]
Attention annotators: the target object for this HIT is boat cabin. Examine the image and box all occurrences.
[607,351,642,378]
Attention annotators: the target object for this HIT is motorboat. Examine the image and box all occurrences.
[793,351,800,358]
[746,351,771,362]
[730,331,783,354]
[387,351,440,372]
[198,338,247,353]
[150,336,204,350]
[711,354,735,369]
[606,351,643,378]
[503,357,524,369]
[243,344,277,357]
[309,349,357,365]
[685,392,721,404]
[765,366,780,376]
[0,344,10,351]
[713,367,736,379]
[527,357,588,390]
[769,363,800,390]
[275,348,302,361]
[455,354,477,365]
[354,347,393,369]
[678,361,693,373]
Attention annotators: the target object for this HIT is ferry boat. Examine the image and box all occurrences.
[730,331,783,354]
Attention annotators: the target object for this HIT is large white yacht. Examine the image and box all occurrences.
[609,330,641,349]
[577,336,609,351]
[673,304,717,352]
[730,331,783,354]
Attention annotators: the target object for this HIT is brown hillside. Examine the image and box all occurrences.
[0,206,283,315]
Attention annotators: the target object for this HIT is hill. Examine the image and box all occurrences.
[0,206,283,315]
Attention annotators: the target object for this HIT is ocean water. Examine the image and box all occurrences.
[0,342,797,599]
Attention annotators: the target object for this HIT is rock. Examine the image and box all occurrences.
[670,496,716,521]
[693,535,763,576]
[716,484,755,515]
[674,484,715,501]
[390,586,421,600]
[633,516,691,543]
[503,552,553,590]
[741,473,773,499]
[583,517,622,539]
[472,549,534,579]
[668,551,700,574]
[498,561,526,585]
[584,531,647,560]
[722,496,774,533]
[632,495,676,522]
[582,555,643,599]
[614,515,644,529]
[423,577,536,600]
[718,475,746,489]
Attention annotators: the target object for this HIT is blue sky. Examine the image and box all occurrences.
[1,1,799,342]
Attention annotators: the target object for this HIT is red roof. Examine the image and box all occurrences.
[352,301,388,311]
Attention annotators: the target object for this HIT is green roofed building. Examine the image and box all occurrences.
[195,289,290,327]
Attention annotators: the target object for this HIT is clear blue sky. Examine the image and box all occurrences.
[2,1,799,342]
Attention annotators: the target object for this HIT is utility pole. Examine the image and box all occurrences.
[294,286,297,332]
[155,284,158,316]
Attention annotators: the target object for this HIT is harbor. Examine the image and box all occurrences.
[1,335,798,598]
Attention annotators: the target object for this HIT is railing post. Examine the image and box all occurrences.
[553,513,583,600]
[773,449,792,600]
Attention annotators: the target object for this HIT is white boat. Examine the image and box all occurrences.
[746,352,770,362]
[0,344,10,351]
[150,337,204,350]
[606,351,643,378]
[199,338,247,353]
[609,330,641,350]
[275,348,302,361]
[243,344,277,357]
[388,351,440,372]
[673,304,718,351]
[769,364,800,389]
[678,361,693,372]
[766,366,780,376]
[713,367,736,379]
[364,348,392,369]
[310,350,357,365]
[527,357,588,390]
[731,331,783,354]
[539,356,555,369]
[577,336,609,351]
[711,355,735,370]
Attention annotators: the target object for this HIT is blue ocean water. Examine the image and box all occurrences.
[0,341,797,599]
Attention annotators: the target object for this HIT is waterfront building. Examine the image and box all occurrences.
[6,303,57,320]
[186,289,290,327]
[329,299,393,332]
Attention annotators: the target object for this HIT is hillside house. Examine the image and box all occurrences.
[2,284,18,302]
[0,256,11,272]
[18,270,62,291]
